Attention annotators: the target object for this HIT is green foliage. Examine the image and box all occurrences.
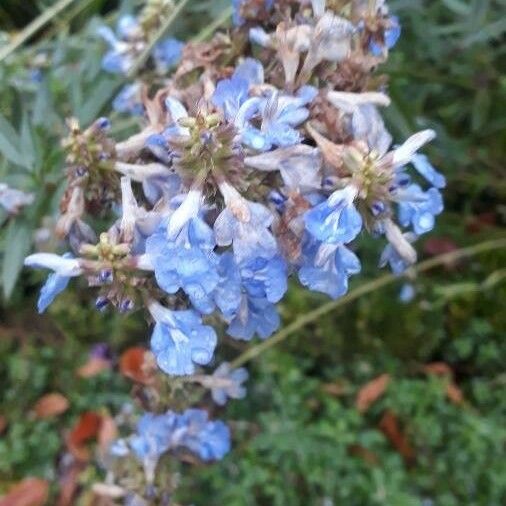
[0,0,505,504]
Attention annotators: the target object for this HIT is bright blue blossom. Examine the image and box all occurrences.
[112,408,230,477]
[399,283,416,303]
[298,239,361,299]
[24,252,81,313]
[146,217,220,314]
[129,412,176,462]
[240,255,288,303]
[304,187,363,244]
[149,302,217,375]
[397,185,444,235]
[227,295,280,340]
[97,15,141,74]
[176,409,231,461]
[379,235,415,274]
[209,363,249,406]
[370,16,401,56]
[37,271,71,314]
[215,186,277,262]
[232,0,274,26]
[411,154,446,189]
[113,84,144,116]
[153,38,184,72]
[214,252,242,319]
[241,86,318,151]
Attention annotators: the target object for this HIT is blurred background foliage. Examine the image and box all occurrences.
[0,0,505,504]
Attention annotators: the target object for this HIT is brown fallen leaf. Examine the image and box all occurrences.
[0,477,49,506]
[446,382,464,405]
[379,410,416,465]
[67,411,102,461]
[422,362,464,405]
[422,362,452,376]
[77,357,111,378]
[321,380,348,397]
[0,415,7,435]
[119,347,154,385]
[34,393,69,419]
[348,444,379,465]
[356,374,390,413]
[97,415,117,458]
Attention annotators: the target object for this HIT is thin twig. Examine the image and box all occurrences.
[127,0,192,79]
[0,0,76,63]
[230,238,506,369]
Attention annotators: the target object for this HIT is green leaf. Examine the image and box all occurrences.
[2,219,32,299]
[0,113,23,166]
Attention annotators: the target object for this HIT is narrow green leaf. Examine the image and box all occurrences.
[0,113,23,166]
[2,220,32,299]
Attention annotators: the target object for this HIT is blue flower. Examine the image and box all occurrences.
[379,239,413,275]
[397,185,444,235]
[214,252,242,319]
[304,187,363,244]
[129,412,177,462]
[399,283,416,303]
[212,75,250,121]
[240,255,288,303]
[232,0,274,26]
[241,87,317,151]
[227,295,280,340]
[153,38,184,72]
[97,16,141,74]
[149,302,217,376]
[24,252,81,313]
[209,363,249,406]
[177,409,231,461]
[298,239,361,299]
[369,16,401,56]
[113,408,230,475]
[411,154,446,189]
[37,270,71,313]
[112,84,144,116]
[212,59,264,123]
[147,217,220,314]
[215,184,277,262]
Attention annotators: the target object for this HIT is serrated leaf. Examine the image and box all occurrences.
[2,219,32,299]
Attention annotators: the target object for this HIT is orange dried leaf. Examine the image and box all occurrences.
[356,374,390,413]
[34,393,69,419]
[422,362,453,377]
[446,382,464,405]
[98,415,117,457]
[119,347,152,384]
[379,410,416,465]
[0,477,49,506]
[0,415,7,434]
[322,381,347,397]
[68,411,102,461]
[77,357,110,378]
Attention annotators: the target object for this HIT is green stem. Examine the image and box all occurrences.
[0,0,76,63]
[127,0,192,79]
[191,5,233,43]
[230,238,506,369]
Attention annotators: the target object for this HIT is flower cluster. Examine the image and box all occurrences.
[22,0,444,501]
[111,409,230,482]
